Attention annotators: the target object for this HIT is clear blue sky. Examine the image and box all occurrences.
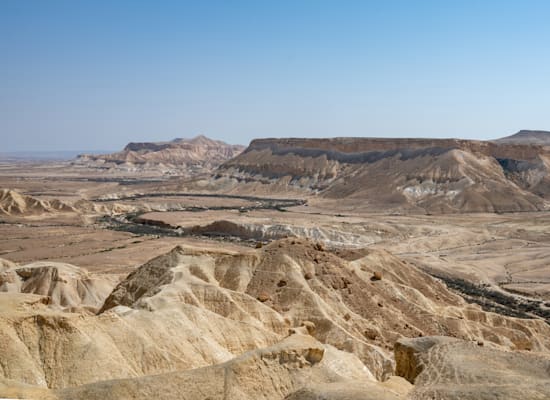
[1,1,550,151]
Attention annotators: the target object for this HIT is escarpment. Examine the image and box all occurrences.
[216,137,550,212]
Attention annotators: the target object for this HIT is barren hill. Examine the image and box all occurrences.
[0,258,118,312]
[216,137,550,213]
[1,239,549,398]
[0,189,75,216]
[395,336,550,399]
[496,130,550,145]
[76,135,244,174]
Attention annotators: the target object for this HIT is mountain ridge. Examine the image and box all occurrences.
[215,136,550,213]
[76,135,245,173]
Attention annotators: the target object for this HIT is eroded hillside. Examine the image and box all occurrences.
[216,137,550,212]
[1,239,549,399]
[76,135,245,175]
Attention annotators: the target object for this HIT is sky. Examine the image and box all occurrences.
[1,0,550,151]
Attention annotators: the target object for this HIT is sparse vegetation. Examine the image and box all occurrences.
[433,274,550,324]
[99,244,127,253]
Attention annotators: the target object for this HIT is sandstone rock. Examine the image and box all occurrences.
[396,336,550,399]
[301,321,316,335]
[394,336,460,383]
[0,259,20,292]
[8,335,379,400]
[257,291,270,302]
[99,246,184,312]
[284,377,412,400]
[2,239,550,393]
[371,271,383,281]
[1,260,117,311]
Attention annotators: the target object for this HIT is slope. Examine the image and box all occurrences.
[0,189,75,216]
[1,239,549,391]
[216,137,550,212]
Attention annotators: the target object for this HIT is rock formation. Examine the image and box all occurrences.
[76,135,245,174]
[495,129,550,145]
[395,336,550,399]
[1,334,413,400]
[0,259,118,312]
[0,189,75,216]
[1,239,549,398]
[215,137,550,212]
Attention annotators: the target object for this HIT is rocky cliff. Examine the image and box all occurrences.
[216,137,550,213]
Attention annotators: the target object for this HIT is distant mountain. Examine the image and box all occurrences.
[76,135,245,174]
[215,137,550,213]
[495,130,550,145]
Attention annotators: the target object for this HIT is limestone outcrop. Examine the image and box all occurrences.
[395,336,550,399]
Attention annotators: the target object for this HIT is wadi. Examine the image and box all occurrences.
[1,131,550,400]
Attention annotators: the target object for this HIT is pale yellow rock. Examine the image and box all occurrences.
[396,336,550,400]
[1,239,550,397]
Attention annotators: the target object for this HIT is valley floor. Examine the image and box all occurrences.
[1,162,550,399]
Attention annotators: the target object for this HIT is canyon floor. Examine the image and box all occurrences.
[1,160,549,399]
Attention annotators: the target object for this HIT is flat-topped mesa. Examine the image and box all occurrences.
[243,137,547,161]
[218,136,550,213]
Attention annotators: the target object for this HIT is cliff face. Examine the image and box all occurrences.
[217,137,550,213]
[243,137,547,160]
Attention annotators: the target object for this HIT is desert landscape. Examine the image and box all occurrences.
[0,132,549,399]
[4,2,550,397]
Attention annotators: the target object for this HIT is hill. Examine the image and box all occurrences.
[0,258,117,312]
[0,189,75,216]
[215,137,550,213]
[495,130,550,145]
[76,135,245,174]
[1,239,550,398]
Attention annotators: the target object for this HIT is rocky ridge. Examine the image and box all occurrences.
[1,239,549,396]
[216,136,550,212]
[395,336,550,399]
[0,258,118,312]
[0,189,75,216]
[76,135,245,174]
